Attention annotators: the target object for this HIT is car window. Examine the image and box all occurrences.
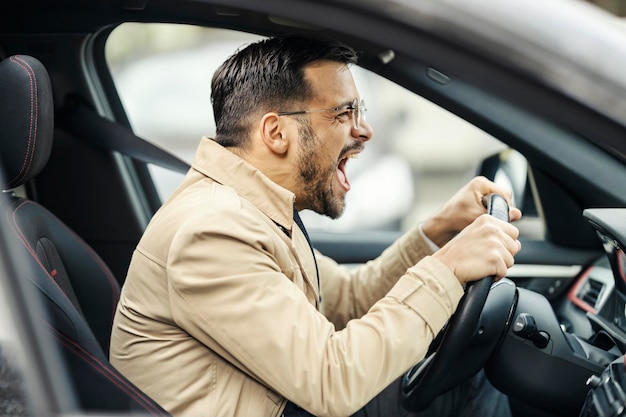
[0,301,29,416]
[0,254,38,416]
[106,24,539,236]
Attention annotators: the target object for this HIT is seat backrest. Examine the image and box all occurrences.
[0,54,169,415]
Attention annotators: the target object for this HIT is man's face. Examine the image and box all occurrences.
[293,61,373,218]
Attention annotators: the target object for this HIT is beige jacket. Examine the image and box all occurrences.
[110,137,464,417]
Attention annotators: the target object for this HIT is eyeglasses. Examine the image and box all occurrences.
[278,98,367,130]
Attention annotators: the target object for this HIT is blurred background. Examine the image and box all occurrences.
[106,24,507,233]
[105,0,624,234]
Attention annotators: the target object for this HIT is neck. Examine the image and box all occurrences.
[230,143,300,200]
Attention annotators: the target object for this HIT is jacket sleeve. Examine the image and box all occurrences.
[318,225,436,330]
[167,207,464,417]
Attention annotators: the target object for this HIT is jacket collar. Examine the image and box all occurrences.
[191,137,296,232]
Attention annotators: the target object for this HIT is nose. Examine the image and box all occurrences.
[352,118,373,143]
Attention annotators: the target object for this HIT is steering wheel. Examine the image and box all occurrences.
[401,194,511,411]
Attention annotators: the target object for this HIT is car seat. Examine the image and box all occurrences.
[0,54,170,415]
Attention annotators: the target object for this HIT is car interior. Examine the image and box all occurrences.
[1,1,626,417]
[0,53,170,415]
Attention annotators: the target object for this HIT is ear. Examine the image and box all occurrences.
[259,112,290,155]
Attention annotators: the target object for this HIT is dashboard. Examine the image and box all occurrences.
[485,208,626,416]
[577,210,626,350]
[577,209,626,416]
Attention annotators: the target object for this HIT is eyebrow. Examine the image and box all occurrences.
[334,100,355,109]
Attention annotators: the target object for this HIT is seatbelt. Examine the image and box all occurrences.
[282,401,316,417]
[56,98,190,174]
[293,207,321,305]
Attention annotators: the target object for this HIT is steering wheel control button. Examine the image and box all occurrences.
[513,312,537,336]
[513,313,550,349]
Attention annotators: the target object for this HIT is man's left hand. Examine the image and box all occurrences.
[421,176,522,248]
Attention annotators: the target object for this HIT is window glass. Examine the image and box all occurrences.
[0,268,33,416]
[106,24,531,234]
[0,322,29,416]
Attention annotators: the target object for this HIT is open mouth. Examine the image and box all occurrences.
[336,152,359,192]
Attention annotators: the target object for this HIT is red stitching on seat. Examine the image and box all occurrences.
[7,199,121,320]
[43,321,167,415]
[7,200,60,286]
[5,56,120,317]
[8,56,38,187]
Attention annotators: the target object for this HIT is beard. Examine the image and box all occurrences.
[296,120,346,219]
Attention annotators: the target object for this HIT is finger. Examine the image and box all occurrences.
[502,234,521,258]
[487,183,514,203]
[498,225,521,265]
[509,207,523,222]
[504,221,520,241]
[473,178,515,210]
[496,250,515,278]
[479,190,513,211]
[491,236,517,277]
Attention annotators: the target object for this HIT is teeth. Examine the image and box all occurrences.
[347,154,359,159]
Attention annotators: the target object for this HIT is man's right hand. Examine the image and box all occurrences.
[432,213,521,285]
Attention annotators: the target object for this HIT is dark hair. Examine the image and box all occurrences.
[211,33,359,147]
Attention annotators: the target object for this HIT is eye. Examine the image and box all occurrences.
[335,106,352,120]
[337,111,350,119]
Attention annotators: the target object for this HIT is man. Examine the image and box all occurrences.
[110,34,521,417]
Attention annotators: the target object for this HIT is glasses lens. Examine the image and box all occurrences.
[352,99,366,129]
[360,99,366,122]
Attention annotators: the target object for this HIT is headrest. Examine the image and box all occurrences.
[0,55,54,190]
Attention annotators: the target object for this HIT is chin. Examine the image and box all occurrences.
[324,195,346,220]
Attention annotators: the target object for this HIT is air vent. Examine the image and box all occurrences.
[577,277,605,309]
[568,266,614,314]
